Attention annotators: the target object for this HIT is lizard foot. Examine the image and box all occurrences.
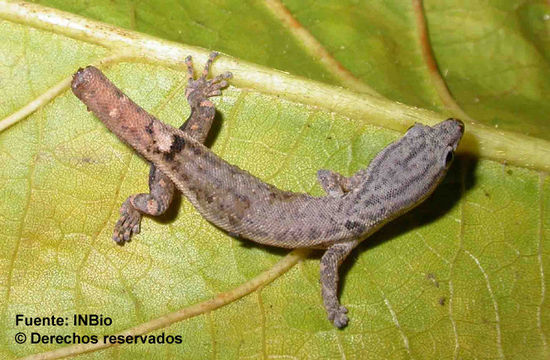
[328,305,349,328]
[113,198,142,244]
[184,52,232,105]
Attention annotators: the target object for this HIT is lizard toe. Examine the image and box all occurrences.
[123,228,132,242]
[113,203,142,244]
[112,234,123,244]
[112,227,126,244]
[328,305,349,328]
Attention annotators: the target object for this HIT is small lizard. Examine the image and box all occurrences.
[71,54,464,328]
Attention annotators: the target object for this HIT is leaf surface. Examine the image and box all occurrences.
[28,0,550,139]
[0,2,549,359]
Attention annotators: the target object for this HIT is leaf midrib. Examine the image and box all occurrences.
[0,1,549,173]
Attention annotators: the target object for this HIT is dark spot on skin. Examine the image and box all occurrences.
[235,194,251,208]
[156,200,163,213]
[169,162,184,174]
[210,177,223,190]
[172,134,186,152]
[148,165,157,180]
[344,220,365,234]
[145,120,154,134]
[200,106,215,119]
[268,191,296,203]
[163,134,186,161]
[202,152,216,166]
[309,227,320,239]
[227,214,242,226]
[192,146,202,156]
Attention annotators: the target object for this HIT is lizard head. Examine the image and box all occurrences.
[397,118,464,191]
[354,118,464,225]
[405,117,464,169]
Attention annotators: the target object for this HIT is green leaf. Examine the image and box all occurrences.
[25,0,550,139]
[0,1,549,359]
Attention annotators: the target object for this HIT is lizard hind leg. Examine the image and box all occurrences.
[113,165,176,244]
[320,241,358,328]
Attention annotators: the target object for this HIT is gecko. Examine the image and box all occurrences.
[71,53,464,328]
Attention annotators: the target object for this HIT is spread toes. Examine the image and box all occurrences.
[187,73,232,101]
[113,200,142,245]
[185,52,232,103]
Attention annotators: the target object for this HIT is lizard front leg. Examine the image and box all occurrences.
[113,52,232,244]
[320,240,359,328]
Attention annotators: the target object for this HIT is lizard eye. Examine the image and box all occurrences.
[444,148,454,167]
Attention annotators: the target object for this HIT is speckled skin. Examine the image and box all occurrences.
[112,53,231,243]
[71,56,464,328]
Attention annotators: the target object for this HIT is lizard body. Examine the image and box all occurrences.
[71,55,463,328]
